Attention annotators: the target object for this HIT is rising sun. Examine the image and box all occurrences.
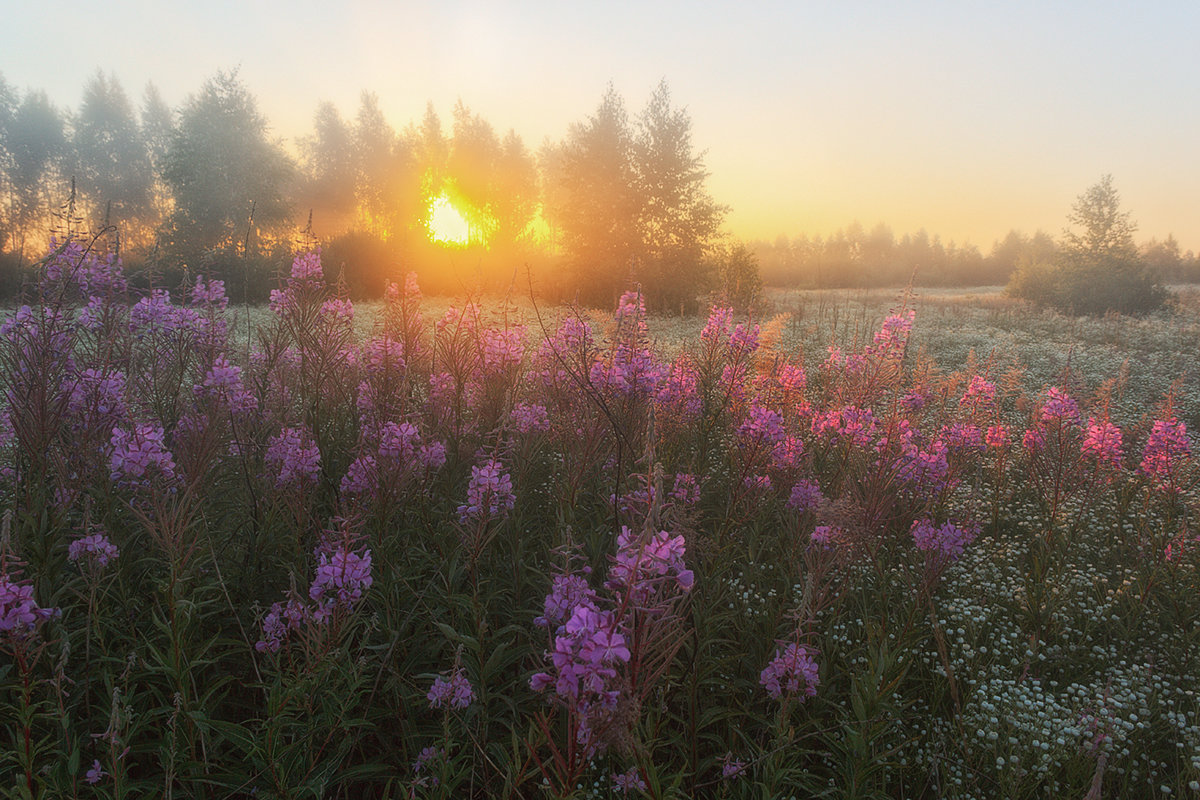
[427,193,471,246]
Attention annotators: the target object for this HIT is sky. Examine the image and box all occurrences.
[3,0,1198,251]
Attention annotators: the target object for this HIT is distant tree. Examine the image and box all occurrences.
[447,101,502,243]
[717,241,763,313]
[1009,176,1164,314]
[72,72,154,239]
[1141,235,1184,282]
[298,100,357,236]
[549,83,725,310]
[3,89,67,259]
[0,72,17,255]
[491,129,538,249]
[161,70,293,265]
[632,80,727,311]
[352,92,396,237]
[550,85,641,306]
[140,83,176,235]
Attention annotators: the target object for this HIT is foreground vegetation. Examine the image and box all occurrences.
[2,240,1199,799]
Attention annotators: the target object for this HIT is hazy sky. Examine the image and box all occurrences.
[3,0,1198,250]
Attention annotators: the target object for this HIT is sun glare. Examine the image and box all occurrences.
[427,193,471,246]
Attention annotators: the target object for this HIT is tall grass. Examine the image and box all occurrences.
[1,240,1198,799]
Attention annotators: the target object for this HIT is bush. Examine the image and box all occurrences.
[1008,255,1165,315]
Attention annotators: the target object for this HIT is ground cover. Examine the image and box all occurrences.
[1,243,1198,799]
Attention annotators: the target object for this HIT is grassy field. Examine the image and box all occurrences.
[2,254,1199,799]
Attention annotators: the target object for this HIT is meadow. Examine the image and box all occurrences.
[1,242,1199,799]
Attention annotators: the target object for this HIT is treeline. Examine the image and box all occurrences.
[3,69,1198,308]
[751,224,1200,289]
[0,70,735,309]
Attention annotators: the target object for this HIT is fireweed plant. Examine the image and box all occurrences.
[0,239,1198,799]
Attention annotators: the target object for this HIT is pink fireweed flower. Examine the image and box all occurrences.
[320,298,354,322]
[1081,417,1124,468]
[770,435,805,470]
[788,478,825,514]
[613,768,647,793]
[1022,427,1046,453]
[309,546,373,616]
[871,309,915,355]
[361,337,405,375]
[654,358,703,421]
[911,518,977,562]
[614,289,649,342]
[290,250,324,284]
[85,759,107,784]
[701,306,732,345]
[738,405,786,447]
[537,573,600,629]
[960,375,997,410]
[939,422,983,452]
[510,402,550,434]
[0,566,58,636]
[775,362,807,395]
[760,643,820,701]
[899,390,927,413]
[729,322,760,355]
[190,276,228,310]
[198,356,257,414]
[339,455,377,497]
[109,423,176,485]
[811,405,877,449]
[670,473,700,506]
[265,427,321,489]
[427,665,475,710]
[255,597,309,653]
[743,474,772,492]
[457,459,515,523]
[1040,386,1081,427]
[985,425,1009,449]
[268,288,296,314]
[378,421,421,461]
[810,525,840,549]
[68,531,119,570]
[722,753,746,780]
[1139,417,1190,488]
[607,526,694,595]
[482,327,526,371]
[67,368,127,428]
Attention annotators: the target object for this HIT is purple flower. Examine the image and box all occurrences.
[961,375,996,409]
[255,597,310,653]
[1082,417,1123,468]
[1040,386,1081,427]
[0,565,58,637]
[68,531,119,570]
[1140,417,1190,488]
[290,250,324,284]
[911,518,977,562]
[721,753,746,780]
[320,298,354,322]
[265,426,321,489]
[787,478,825,514]
[701,306,732,344]
[427,665,475,710]
[190,276,228,310]
[760,642,820,701]
[85,759,107,784]
[457,458,515,524]
[309,546,373,612]
[613,767,647,793]
[510,402,550,434]
[109,423,176,485]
